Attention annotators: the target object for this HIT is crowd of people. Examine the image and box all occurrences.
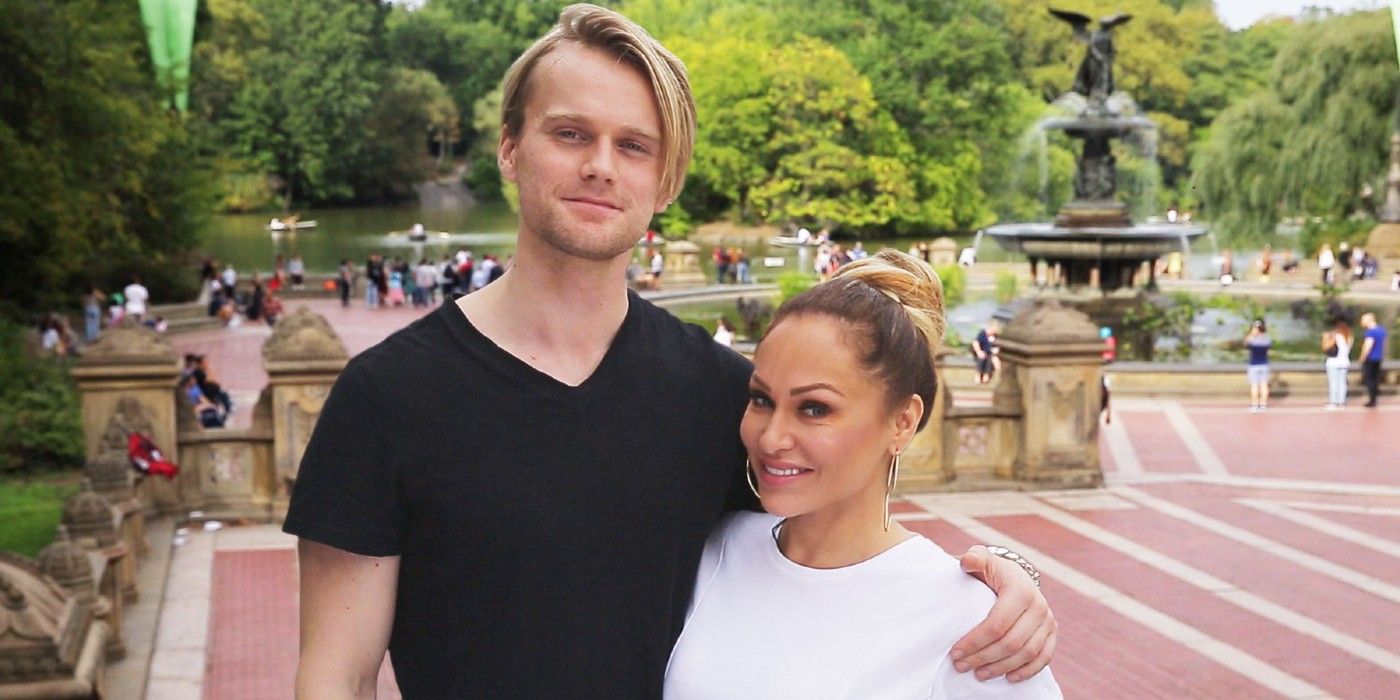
[358,250,509,309]
[1316,242,1385,286]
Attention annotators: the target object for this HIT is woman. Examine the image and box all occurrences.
[81,283,105,343]
[665,250,1060,698]
[1322,317,1353,410]
[1245,319,1271,412]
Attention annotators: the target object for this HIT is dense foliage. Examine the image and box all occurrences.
[1191,10,1398,242]
[0,321,84,474]
[0,0,211,316]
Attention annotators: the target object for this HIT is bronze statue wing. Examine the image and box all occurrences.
[1099,13,1133,30]
[1048,8,1092,41]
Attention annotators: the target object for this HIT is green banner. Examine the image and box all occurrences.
[138,0,199,112]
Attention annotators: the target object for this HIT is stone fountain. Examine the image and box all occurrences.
[986,8,1207,292]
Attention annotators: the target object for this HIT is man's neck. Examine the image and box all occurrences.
[456,236,633,387]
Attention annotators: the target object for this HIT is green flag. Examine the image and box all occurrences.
[1393,0,1400,73]
[138,0,199,112]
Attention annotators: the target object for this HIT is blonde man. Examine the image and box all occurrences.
[285,5,1053,697]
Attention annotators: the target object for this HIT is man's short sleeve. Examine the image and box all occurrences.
[282,361,406,556]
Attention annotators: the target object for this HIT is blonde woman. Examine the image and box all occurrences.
[666,250,1061,698]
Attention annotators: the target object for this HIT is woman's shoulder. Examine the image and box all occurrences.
[709,511,781,546]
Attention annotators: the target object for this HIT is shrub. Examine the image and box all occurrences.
[0,321,84,474]
[994,270,1021,304]
[1299,217,1373,258]
[776,271,816,304]
[933,264,966,308]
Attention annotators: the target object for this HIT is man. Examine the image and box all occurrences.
[1359,312,1387,408]
[285,5,1053,697]
[122,274,149,322]
[364,253,384,308]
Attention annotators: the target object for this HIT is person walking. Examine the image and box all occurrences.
[337,259,353,308]
[414,258,438,307]
[81,283,105,342]
[1318,244,1335,286]
[288,253,306,290]
[364,254,383,308]
[284,6,1053,696]
[220,263,237,291]
[1245,319,1272,412]
[1322,317,1353,410]
[1359,312,1387,408]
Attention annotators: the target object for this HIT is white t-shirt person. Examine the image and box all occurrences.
[664,512,1061,699]
[123,281,149,318]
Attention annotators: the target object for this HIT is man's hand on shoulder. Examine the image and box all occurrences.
[951,545,1056,683]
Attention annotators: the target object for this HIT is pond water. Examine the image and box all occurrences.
[200,202,1034,282]
[199,203,1294,286]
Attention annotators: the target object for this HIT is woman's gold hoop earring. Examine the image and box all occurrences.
[883,452,902,532]
[745,459,761,500]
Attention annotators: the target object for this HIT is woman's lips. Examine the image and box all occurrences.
[757,460,812,486]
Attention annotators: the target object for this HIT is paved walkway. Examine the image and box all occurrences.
[145,297,1400,699]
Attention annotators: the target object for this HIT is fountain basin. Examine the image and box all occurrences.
[1038,115,1155,134]
[985,222,1207,260]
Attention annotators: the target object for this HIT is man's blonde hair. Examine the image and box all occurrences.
[500,3,695,204]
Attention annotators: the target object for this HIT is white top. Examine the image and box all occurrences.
[414,264,438,288]
[1326,332,1352,369]
[712,326,734,347]
[665,512,1061,700]
[123,283,149,315]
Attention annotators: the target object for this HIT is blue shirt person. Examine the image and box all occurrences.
[1359,313,1387,408]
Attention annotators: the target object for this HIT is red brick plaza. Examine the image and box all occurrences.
[153,299,1399,699]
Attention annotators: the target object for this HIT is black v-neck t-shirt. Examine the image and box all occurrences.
[283,293,756,697]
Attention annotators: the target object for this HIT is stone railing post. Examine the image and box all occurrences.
[262,307,349,520]
[662,240,707,287]
[87,447,146,560]
[996,300,1105,488]
[70,320,182,514]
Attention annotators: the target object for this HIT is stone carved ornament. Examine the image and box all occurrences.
[61,482,118,548]
[262,307,348,363]
[99,398,156,455]
[35,529,94,598]
[75,318,175,366]
[0,553,92,684]
[1000,299,1101,346]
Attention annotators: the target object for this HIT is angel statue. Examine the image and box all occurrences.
[1049,8,1132,106]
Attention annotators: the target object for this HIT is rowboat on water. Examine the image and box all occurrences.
[389,226,451,242]
[766,236,822,248]
[267,218,317,231]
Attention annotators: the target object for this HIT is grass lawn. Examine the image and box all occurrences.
[0,469,84,558]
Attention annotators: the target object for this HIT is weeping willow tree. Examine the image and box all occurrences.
[1192,10,1399,243]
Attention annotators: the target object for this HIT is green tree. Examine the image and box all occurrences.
[671,34,921,234]
[0,0,211,315]
[1192,10,1398,242]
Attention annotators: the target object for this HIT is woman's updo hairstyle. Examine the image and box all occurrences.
[764,249,946,431]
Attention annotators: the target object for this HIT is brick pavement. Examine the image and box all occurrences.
[153,299,1398,699]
